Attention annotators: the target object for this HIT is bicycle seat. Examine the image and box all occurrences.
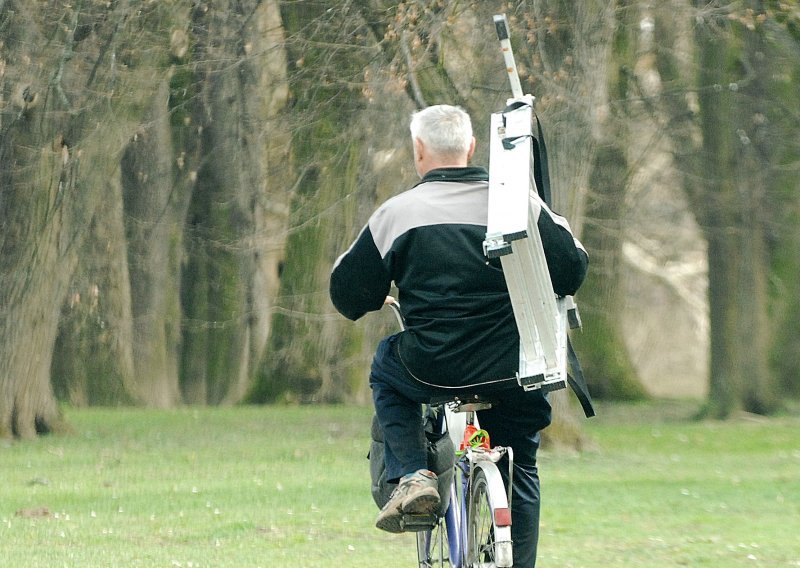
[429,393,495,413]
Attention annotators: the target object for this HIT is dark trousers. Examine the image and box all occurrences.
[369,334,551,567]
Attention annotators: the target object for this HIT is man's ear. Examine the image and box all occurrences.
[414,137,425,162]
[467,136,476,161]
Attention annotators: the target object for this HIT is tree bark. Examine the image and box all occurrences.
[0,1,161,435]
[654,1,787,416]
[51,174,136,407]
[571,0,648,400]
[179,0,290,404]
[120,77,185,407]
[693,3,778,417]
[764,10,800,398]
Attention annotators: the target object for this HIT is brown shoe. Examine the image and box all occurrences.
[375,469,440,533]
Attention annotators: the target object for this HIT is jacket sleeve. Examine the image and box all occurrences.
[535,199,589,297]
[330,225,392,321]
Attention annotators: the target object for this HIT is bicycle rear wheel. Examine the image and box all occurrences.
[416,474,461,567]
[416,514,450,567]
[467,466,513,567]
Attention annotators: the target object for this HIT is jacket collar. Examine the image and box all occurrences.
[416,166,489,186]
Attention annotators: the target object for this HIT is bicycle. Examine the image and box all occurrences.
[385,301,515,568]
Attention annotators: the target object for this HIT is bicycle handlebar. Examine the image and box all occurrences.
[385,298,405,331]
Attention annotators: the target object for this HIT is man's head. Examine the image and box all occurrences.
[409,105,476,177]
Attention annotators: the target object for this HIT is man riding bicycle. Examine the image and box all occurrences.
[330,104,588,567]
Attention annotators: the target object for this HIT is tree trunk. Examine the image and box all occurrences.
[250,2,378,403]
[692,3,779,417]
[51,175,136,407]
[0,2,162,435]
[0,168,69,436]
[121,77,185,407]
[577,147,648,400]
[480,2,646,404]
[182,0,289,404]
[765,13,800,399]
[0,6,77,437]
[650,1,794,417]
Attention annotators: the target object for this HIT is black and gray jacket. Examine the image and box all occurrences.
[330,166,588,389]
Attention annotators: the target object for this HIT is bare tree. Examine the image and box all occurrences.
[250,0,415,403]
[519,1,648,400]
[0,2,171,436]
[176,0,290,405]
[653,0,799,416]
[0,1,290,436]
[255,2,620,449]
[5,0,794,439]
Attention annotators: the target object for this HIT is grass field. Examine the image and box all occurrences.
[1,401,798,567]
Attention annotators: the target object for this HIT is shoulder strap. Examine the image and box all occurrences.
[501,102,552,207]
[531,113,552,207]
[567,336,595,418]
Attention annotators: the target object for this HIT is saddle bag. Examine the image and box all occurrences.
[368,411,455,516]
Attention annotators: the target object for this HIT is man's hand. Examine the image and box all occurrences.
[384,295,396,305]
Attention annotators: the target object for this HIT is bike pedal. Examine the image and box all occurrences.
[400,513,437,532]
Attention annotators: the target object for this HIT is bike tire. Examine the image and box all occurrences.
[416,514,449,567]
[416,475,459,567]
[467,465,513,567]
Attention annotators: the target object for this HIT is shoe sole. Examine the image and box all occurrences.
[375,490,440,534]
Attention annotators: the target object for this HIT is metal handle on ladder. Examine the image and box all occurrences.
[493,14,524,100]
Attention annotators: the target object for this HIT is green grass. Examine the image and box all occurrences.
[1,402,798,567]
[540,402,800,567]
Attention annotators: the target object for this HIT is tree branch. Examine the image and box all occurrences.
[401,31,427,108]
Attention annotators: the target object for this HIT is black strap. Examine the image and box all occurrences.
[567,337,595,418]
[532,115,552,207]
[500,101,553,207]
[501,101,589,416]
[567,336,595,418]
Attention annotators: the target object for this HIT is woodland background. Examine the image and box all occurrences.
[1,0,798,439]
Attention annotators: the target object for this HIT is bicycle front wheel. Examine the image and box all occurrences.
[467,465,513,567]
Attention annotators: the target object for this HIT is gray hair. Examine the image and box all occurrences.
[409,105,473,159]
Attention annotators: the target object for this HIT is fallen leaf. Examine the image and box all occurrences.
[15,507,51,518]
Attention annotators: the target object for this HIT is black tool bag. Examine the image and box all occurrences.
[369,410,455,516]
